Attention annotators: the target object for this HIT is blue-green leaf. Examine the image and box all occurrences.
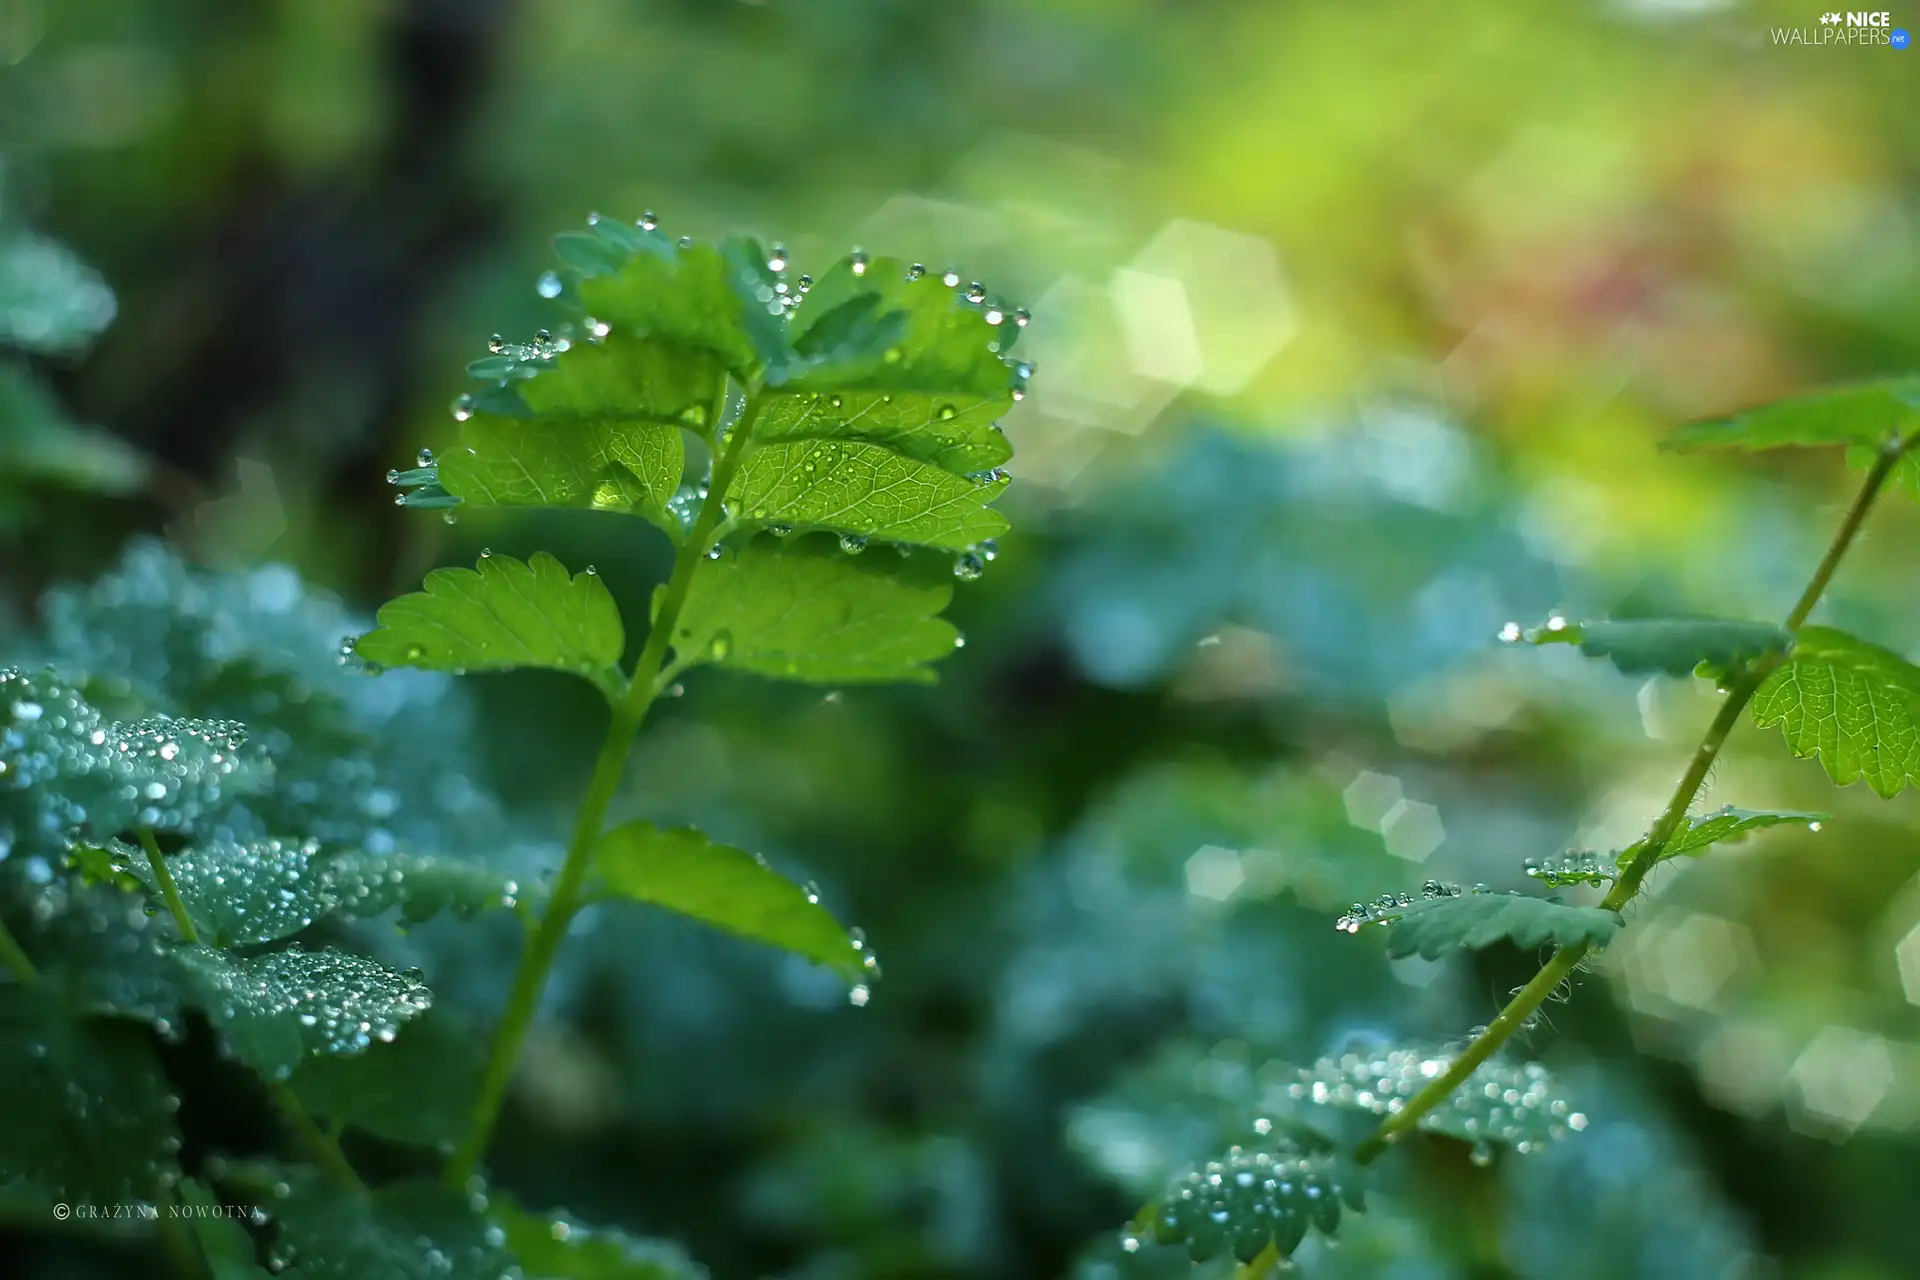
[592,821,870,983]
[124,837,328,948]
[180,1178,273,1279]
[0,668,271,838]
[1288,1045,1586,1152]
[1149,1139,1361,1265]
[0,227,117,355]
[1524,851,1619,887]
[269,1169,514,1280]
[494,1199,708,1279]
[355,552,625,697]
[1502,616,1790,677]
[433,415,685,538]
[574,233,787,384]
[669,536,960,685]
[317,846,539,924]
[171,946,433,1080]
[1337,884,1621,959]
[0,986,180,1210]
[289,1008,483,1148]
[1750,626,1920,798]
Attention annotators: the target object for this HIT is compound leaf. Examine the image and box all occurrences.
[592,821,868,982]
[355,553,625,697]
[0,986,180,1210]
[574,232,787,384]
[669,536,959,685]
[785,254,1023,396]
[1504,617,1790,677]
[1149,1139,1361,1265]
[1750,626,1920,797]
[171,946,432,1080]
[1661,805,1828,859]
[729,439,1007,550]
[494,1199,709,1279]
[289,1008,483,1148]
[271,1169,513,1280]
[1667,377,1920,455]
[1338,886,1620,959]
[1288,1045,1587,1151]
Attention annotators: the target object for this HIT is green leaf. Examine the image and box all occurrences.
[0,365,147,498]
[171,946,433,1080]
[1337,885,1621,959]
[754,388,1011,478]
[592,821,870,983]
[669,536,960,685]
[1667,377,1920,455]
[1149,1139,1361,1265]
[271,1170,514,1280]
[124,838,329,947]
[317,846,540,923]
[0,668,272,838]
[354,553,625,697]
[510,335,722,434]
[573,233,786,384]
[494,1200,708,1279]
[0,986,180,1209]
[289,1008,483,1148]
[1503,616,1791,677]
[179,1178,273,1279]
[1751,626,1920,798]
[1661,805,1828,858]
[729,439,1008,550]
[1287,1045,1587,1151]
[785,254,1023,396]
[434,414,685,538]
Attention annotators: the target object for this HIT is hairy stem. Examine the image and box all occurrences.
[445,393,762,1189]
[1354,446,1904,1165]
[0,917,37,984]
[138,828,198,945]
[271,1081,364,1193]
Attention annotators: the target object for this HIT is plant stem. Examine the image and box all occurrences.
[138,828,198,945]
[444,394,763,1189]
[1354,445,1904,1165]
[0,917,37,984]
[271,1081,364,1193]
[153,1179,200,1279]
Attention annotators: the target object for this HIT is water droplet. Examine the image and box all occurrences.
[940,269,961,288]
[442,510,458,526]
[984,306,1005,325]
[1469,1141,1495,1168]
[796,274,813,294]
[937,404,957,420]
[848,984,871,1007]
[906,263,926,281]
[479,547,492,558]
[838,533,868,555]
[964,282,986,304]
[1013,307,1031,327]
[768,522,793,537]
[767,245,789,273]
[450,395,474,422]
[487,335,507,354]
[536,271,562,299]
[417,448,436,467]
[385,468,400,484]
[802,880,821,904]
[708,631,732,661]
[953,552,986,581]
[850,250,868,276]
[1498,621,1522,643]
[639,210,659,231]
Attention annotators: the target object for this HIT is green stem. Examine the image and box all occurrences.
[1354,443,1903,1165]
[271,1082,364,1194]
[153,1177,200,1279]
[139,828,198,945]
[444,393,763,1190]
[0,916,37,984]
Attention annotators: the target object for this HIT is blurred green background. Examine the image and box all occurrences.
[3,0,1918,1276]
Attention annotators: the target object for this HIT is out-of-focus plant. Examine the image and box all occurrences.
[1126,380,1920,1274]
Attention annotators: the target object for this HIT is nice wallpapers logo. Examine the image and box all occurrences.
[1774,10,1911,46]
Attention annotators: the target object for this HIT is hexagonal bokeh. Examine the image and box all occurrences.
[1116,219,1298,396]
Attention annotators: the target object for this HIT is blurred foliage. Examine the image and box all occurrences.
[1,0,1919,1277]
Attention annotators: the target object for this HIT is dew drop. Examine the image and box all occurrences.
[1013,307,1031,327]
[639,210,659,231]
[417,448,436,467]
[850,250,868,275]
[838,533,868,555]
[536,271,563,299]
[953,552,986,581]
[487,335,506,354]
[964,282,986,304]
[906,263,926,281]
[767,245,789,273]
[450,395,474,422]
